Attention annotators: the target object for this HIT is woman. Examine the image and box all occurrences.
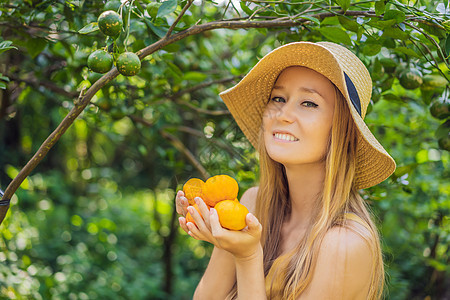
[175,41,396,299]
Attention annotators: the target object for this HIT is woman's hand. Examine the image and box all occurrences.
[175,190,189,217]
[183,197,262,260]
[175,190,191,234]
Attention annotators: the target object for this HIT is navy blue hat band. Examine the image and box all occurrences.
[344,72,362,117]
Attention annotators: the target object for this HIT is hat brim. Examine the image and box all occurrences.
[220,42,396,189]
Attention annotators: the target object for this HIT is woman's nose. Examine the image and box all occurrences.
[276,102,295,123]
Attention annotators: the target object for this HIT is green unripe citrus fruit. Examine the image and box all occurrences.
[88,50,113,74]
[430,101,450,120]
[116,52,141,76]
[104,0,121,11]
[98,10,123,37]
[421,75,447,92]
[399,68,423,90]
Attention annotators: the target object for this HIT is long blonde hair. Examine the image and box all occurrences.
[227,86,384,299]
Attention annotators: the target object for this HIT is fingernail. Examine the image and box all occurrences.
[187,206,193,214]
[248,213,256,223]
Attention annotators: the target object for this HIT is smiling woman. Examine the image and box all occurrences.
[263,66,336,167]
[175,41,396,300]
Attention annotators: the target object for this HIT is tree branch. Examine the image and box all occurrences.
[165,0,194,38]
[160,130,210,180]
[8,74,78,99]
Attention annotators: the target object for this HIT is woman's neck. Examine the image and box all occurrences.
[284,162,325,228]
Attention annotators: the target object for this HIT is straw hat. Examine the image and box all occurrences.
[219,41,396,189]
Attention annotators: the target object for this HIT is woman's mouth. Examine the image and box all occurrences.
[273,132,299,142]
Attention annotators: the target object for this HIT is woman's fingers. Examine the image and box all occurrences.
[209,208,225,238]
[178,216,189,234]
[195,197,211,230]
[245,213,262,238]
[176,190,189,216]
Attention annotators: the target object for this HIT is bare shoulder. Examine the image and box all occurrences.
[239,186,258,214]
[321,226,373,262]
[301,226,374,299]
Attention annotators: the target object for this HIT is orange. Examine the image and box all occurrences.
[186,204,209,226]
[202,175,239,207]
[215,200,249,231]
[183,178,205,205]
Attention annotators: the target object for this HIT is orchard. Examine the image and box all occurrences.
[0,0,449,299]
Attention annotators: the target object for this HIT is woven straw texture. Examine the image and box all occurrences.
[219,41,396,189]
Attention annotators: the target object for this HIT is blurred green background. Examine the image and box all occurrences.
[0,0,449,299]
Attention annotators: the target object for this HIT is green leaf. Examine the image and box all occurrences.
[183,72,207,82]
[317,27,352,45]
[78,22,99,34]
[382,92,401,101]
[299,15,320,25]
[334,0,350,11]
[0,73,10,82]
[321,16,340,26]
[166,62,183,79]
[435,120,450,139]
[157,0,177,18]
[240,2,253,15]
[0,82,6,89]
[362,44,382,56]
[25,38,47,58]
[368,18,396,29]
[144,18,168,38]
[394,46,421,58]
[0,40,18,54]
[375,1,386,16]
[383,9,406,24]
[147,2,162,19]
[338,16,359,32]
[382,27,408,40]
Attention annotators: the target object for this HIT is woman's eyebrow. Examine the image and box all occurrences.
[272,85,285,91]
[298,86,324,98]
[272,85,324,99]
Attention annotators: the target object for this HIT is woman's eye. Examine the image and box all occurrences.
[270,96,285,103]
[302,101,318,108]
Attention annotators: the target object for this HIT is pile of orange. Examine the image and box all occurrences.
[182,175,249,231]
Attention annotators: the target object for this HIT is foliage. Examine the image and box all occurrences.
[0,0,449,299]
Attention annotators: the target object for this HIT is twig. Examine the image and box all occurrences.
[166,0,194,38]
[248,4,271,21]
[160,130,210,180]
[167,126,239,158]
[178,100,230,116]
[171,76,238,99]
[7,74,78,99]
[410,39,450,83]
[404,22,449,69]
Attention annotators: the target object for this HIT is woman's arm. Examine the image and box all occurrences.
[194,246,237,300]
[232,187,266,299]
[299,226,373,299]
[178,186,264,299]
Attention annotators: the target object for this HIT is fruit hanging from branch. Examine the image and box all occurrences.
[98,10,123,37]
[116,52,141,76]
[87,50,113,74]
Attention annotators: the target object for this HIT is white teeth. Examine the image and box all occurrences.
[274,133,298,141]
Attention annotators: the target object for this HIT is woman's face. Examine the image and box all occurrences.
[262,66,336,167]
